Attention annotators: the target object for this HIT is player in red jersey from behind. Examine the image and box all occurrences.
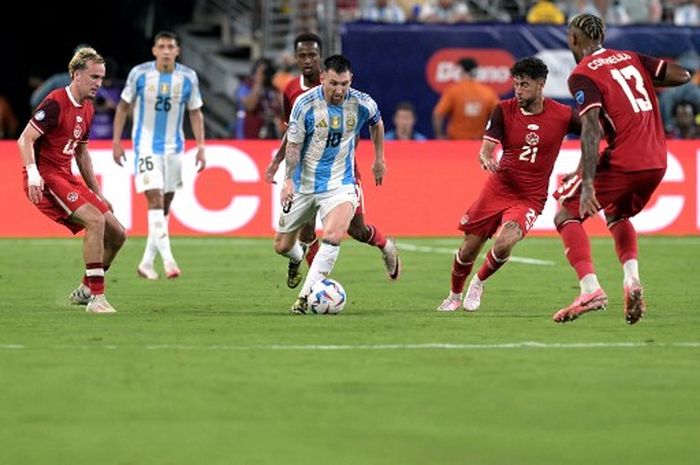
[17,47,126,314]
[264,33,400,289]
[437,57,581,312]
[552,14,691,324]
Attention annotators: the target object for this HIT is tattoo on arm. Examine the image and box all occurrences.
[285,142,301,179]
[580,110,602,183]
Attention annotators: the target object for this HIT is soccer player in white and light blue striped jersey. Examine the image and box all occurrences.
[113,31,206,281]
[274,55,387,314]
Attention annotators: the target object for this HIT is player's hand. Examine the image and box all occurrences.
[195,147,206,172]
[265,159,281,184]
[372,159,386,186]
[579,182,601,218]
[479,152,498,173]
[281,178,294,213]
[112,143,126,167]
[561,171,579,183]
[26,164,44,204]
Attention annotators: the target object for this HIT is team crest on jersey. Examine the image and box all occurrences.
[460,214,470,225]
[73,125,83,139]
[575,90,585,105]
[278,216,286,227]
[346,115,356,130]
[527,124,539,130]
[34,110,45,121]
[67,192,78,202]
[315,119,327,128]
[160,83,170,94]
[288,121,300,135]
[525,132,539,146]
[76,116,83,123]
[330,116,341,130]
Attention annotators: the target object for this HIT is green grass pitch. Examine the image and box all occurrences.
[1,236,699,465]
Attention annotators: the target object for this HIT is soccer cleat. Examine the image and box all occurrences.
[381,237,401,280]
[553,288,608,323]
[624,280,645,325]
[463,276,483,312]
[290,296,308,314]
[86,294,117,314]
[436,295,462,312]
[164,261,181,279]
[69,284,92,305]
[137,263,159,280]
[287,259,303,289]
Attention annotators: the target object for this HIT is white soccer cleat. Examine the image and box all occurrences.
[164,260,181,279]
[381,237,401,280]
[437,295,462,312]
[137,263,159,280]
[69,284,92,305]
[463,276,484,312]
[86,294,117,314]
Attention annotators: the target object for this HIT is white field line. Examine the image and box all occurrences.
[397,242,555,266]
[1,341,699,351]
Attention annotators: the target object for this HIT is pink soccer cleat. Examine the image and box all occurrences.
[624,280,645,325]
[164,261,181,279]
[463,276,483,312]
[137,263,159,280]
[553,288,608,323]
[86,294,117,314]
[436,295,462,312]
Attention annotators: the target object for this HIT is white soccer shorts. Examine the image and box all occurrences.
[134,153,183,194]
[276,184,359,233]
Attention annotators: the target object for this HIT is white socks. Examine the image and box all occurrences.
[142,209,174,265]
[580,273,601,295]
[623,259,639,286]
[282,241,304,264]
[299,241,340,298]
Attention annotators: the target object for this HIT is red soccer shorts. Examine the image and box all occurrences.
[354,180,365,215]
[458,192,540,239]
[24,170,110,234]
[554,167,665,220]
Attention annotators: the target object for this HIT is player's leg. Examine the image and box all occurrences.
[138,188,166,280]
[161,191,180,278]
[437,233,487,311]
[299,221,319,266]
[274,192,316,290]
[69,203,116,313]
[552,206,607,323]
[103,211,127,269]
[347,212,400,280]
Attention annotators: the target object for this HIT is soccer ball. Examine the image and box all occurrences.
[308,278,347,314]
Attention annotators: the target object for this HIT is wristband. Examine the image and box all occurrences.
[26,164,42,187]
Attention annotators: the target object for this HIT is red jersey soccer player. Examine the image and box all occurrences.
[17,47,126,314]
[437,57,581,312]
[552,14,691,324]
[264,33,400,290]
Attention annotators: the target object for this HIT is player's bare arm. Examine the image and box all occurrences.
[369,120,385,186]
[189,108,206,172]
[579,107,603,218]
[265,133,288,184]
[112,99,132,166]
[281,141,301,208]
[478,139,498,173]
[653,62,691,88]
[17,123,44,204]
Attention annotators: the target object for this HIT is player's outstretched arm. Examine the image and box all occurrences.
[112,99,131,166]
[369,119,386,186]
[189,108,206,172]
[17,123,44,204]
[656,62,692,88]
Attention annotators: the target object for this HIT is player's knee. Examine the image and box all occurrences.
[83,210,106,233]
[457,246,479,263]
[111,224,127,249]
[323,228,345,244]
[554,209,573,229]
[273,236,291,255]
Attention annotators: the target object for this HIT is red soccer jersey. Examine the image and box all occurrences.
[283,75,317,123]
[30,87,94,175]
[483,97,579,208]
[568,48,667,172]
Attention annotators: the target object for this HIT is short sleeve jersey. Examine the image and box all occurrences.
[434,80,500,139]
[30,87,94,175]
[283,75,315,123]
[287,87,381,194]
[483,97,579,207]
[120,62,203,157]
[568,49,667,172]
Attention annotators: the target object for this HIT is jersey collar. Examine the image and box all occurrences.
[65,86,82,108]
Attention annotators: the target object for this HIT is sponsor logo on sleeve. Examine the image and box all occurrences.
[575,90,585,105]
[34,110,45,121]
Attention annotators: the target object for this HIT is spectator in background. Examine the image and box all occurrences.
[418,0,471,23]
[674,0,700,25]
[669,101,700,138]
[619,0,662,23]
[386,102,427,140]
[433,57,500,140]
[577,0,631,24]
[659,52,700,133]
[0,94,18,138]
[234,58,282,139]
[273,52,297,92]
[361,0,407,23]
[527,0,566,24]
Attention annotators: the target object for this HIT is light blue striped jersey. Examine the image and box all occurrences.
[287,86,381,194]
[120,61,203,157]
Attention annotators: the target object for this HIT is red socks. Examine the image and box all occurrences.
[85,262,105,296]
[477,249,509,281]
[609,219,638,264]
[305,239,319,266]
[451,254,474,294]
[558,220,594,279]
[366,224,387,249]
